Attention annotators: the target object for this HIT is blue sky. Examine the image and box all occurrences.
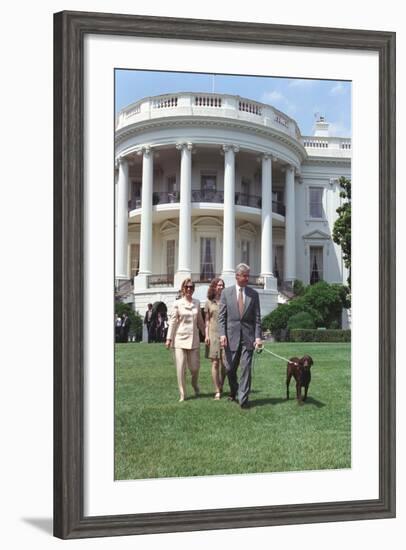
[115,69,351,137]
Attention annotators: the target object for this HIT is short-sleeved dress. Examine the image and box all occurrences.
[204,299,223,360]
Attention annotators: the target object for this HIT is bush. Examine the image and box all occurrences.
[287,311,316,330]
[293,279,306,296]
[261,301,308,333]
[300,281,350,328]
[263,281,350,337]
[115,302,143,341]
[289,329,351,342]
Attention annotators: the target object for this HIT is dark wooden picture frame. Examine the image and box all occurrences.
[54,10,396,539]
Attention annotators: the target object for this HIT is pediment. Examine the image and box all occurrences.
[192,216,223,228]
[160,220,178,234]
[238,222,257,235]
[302,229,331,240]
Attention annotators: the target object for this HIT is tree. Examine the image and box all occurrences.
[332,176,351,287]
[115,302,143,341]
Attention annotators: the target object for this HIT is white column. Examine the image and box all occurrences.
[261,154,277,290]
[222,145,238,286]
[284,165,296,286]
[174,143,193,289]
[115,156,129,279]
[134,146,154,290]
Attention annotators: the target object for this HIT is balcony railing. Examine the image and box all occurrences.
[129,190,285,215]
[153,191,180,205]
[191,189,224,202]
[148,274,175,287]
[248,275,265,288]
[272,200,286,216]
[235,193,261,208]
[191,273,220,284]
[128,197,142,210]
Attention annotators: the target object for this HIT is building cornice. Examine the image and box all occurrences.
[302,157,351,167]
[115,116,307,162]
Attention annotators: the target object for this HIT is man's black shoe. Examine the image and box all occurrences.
[228,395,237,402]
[240,402,250,410]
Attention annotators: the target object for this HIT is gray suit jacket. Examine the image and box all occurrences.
[218,285,262,351]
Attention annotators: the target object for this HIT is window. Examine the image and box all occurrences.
[241,178,250,197]
[200,238,216,281]
[201,174,217,191]
[241,239,250,266]
[273,245,284,286]
[167,175,177,193]
[166,240,175,276]
[309,187,323,218]
[309,246,323,284]
[167,175,177,202]
[130,243,140,277]
[200,174,217,202]
[131,180,141,198]
[130,181,141,209]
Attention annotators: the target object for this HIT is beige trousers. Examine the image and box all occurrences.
[174,347,200,398]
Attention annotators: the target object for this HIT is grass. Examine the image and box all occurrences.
[115,342,351,480]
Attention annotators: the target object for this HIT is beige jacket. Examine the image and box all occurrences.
[167,297,205,349]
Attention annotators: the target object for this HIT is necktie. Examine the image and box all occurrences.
[238,287,244,317]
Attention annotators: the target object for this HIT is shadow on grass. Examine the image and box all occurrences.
[301,396,326,408]
[250,396,286,407]
[248,393,326,409]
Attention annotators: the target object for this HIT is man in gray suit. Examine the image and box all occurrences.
[218,263,262,409]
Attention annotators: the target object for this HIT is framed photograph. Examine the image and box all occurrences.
[54,10,396,539]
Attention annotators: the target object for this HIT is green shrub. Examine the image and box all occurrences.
[289,329,351,342]
[301,281,350,328]
[263,281,350,337]
[262,301,306,333]
[115,302,143,341]
[287,311,316,330]
[293,279,306,296]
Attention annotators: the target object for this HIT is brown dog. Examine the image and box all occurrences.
[286,355,313,404]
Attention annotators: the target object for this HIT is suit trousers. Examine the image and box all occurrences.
[174,347,200,399]
[224,343,254,406]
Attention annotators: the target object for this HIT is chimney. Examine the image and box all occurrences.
[314,115,329,137]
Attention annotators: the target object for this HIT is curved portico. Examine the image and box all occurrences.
[114,92,351,316]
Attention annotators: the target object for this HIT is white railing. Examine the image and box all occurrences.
[124,105,141,118]
[195,95,222,107]
[274,114,289,128]
[303,139,329,148]
[153,96,178,109]
[238,100,262,116]
[116,92,301,141]
[302,136,352,156]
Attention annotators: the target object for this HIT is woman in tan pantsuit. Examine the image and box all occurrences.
[204,278,226,400]
[165,278,205,402]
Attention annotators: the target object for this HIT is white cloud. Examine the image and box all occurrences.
[261,90,297,116]
[261,90,284,102]
[329,83,346,95]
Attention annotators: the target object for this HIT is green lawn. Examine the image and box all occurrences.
[115,342,351,480]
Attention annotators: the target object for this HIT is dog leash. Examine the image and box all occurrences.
[256,345,299,366]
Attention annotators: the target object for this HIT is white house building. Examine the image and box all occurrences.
[114,92,351,316]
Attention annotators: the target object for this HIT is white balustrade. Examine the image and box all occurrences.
[116,92,302,141]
